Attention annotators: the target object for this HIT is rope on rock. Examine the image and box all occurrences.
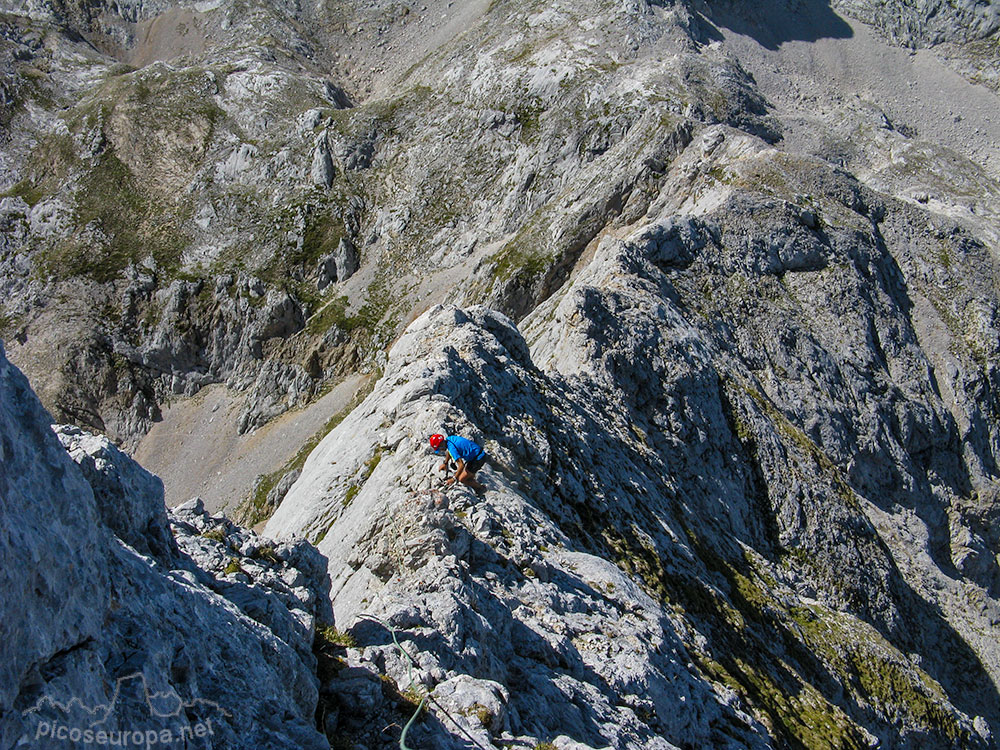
[356,613,493,750]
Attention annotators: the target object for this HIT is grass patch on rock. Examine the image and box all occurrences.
[316,624,357,649]
[200,527,227,543]
[37,147,188,282]
[222,558,244,576]
[235,374,378,527]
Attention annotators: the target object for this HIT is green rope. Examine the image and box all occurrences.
[353,480,485,749]
[356,614,492,750]
[398,692,430,750]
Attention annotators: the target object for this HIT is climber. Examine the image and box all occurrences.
[429,433,487,494]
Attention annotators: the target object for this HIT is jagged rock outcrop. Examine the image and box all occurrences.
[54,424,175,560]
[0,342,331,748]
[310,131,335,188]
[833,0,1000,47]
[266,290,999,748]
[317,238,360,292]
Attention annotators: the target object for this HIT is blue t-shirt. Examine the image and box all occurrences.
[445,435,485,462]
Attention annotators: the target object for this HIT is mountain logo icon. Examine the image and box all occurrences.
[20,673,230,746]
[23,672,231,726]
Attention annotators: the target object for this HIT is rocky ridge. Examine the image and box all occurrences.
[265,285,998,747]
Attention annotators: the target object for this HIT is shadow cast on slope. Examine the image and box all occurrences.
[887,563,1000,731]
[694,0,854,50]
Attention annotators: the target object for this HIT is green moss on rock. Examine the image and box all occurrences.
[38,148,188,282]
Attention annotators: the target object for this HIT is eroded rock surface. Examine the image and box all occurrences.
[267,291,999,747]
[0,342,330,749]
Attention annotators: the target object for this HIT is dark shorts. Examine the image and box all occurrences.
[465,454,487,473]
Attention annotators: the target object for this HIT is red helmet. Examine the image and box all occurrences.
[429,434,445,451]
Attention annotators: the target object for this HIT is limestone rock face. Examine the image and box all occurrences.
[310,131,335,188]
[0,343,109,725]
[268,293,999,748]
[317,237,360,291]
[0,342,330,750]
[54,424,175,559]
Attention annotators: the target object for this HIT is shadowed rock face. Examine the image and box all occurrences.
[0,342,332,749]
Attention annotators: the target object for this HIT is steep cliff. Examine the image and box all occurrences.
[0,342,332,748]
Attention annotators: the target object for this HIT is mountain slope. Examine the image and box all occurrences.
[1,0,1000,747]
